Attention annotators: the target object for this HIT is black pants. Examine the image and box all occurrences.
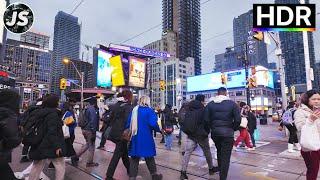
[286,124,298,144]
[106,140,130,178]
[65,134,76,157]
[100,130,108,147]
[0,161,15,180]
[249,130,256,147]
[212,136,234,180]
[129,157,157,178]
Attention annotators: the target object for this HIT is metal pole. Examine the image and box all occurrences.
[244,42,250,106]
[81,72,84,110]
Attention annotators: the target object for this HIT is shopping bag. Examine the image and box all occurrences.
[253,129,260,141]
[240,117,248,128]
[62,124,70,139]
[300,122,320,151]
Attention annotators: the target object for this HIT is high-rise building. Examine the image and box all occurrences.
[65,59,94,90]
[233,10,268,68]
[275,0,317,93]
[21,31,50,50]
[0,0,8,64]
[214,50,242,72]
[4,38,51,105]
[162,0,201,75]
[51,11,81,94]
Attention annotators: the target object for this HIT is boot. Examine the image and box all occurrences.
[180,171,188,180]
[288,143,295,153]
[152,174,163,180]
[294,143,302,151]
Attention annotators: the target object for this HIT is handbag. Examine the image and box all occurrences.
[300,122,320,151]
[63,112,75,125]
[62,112,70,139]
[240,117,248,128]
[253,129,260,141]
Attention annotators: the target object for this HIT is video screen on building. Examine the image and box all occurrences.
[97,50,112,88]
[128,56,146,88]
[109,55,125,87]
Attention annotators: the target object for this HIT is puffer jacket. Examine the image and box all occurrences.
[204,95,241,138]
[294,104,320,152]
[0,107,21,163]
[29,108,66,160]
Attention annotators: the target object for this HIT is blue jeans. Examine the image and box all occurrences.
[165,134,173,150]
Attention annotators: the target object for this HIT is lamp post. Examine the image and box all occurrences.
[176,78,182,110]
[63,58,84,110]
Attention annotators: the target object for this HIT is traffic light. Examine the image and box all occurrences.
[253,31,263,41]
[160,80,166,91]
[60,78,67,90]
[221,73,227,85]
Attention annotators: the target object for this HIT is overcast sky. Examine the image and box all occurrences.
[8,0,320,73]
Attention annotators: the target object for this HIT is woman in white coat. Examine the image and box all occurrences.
[294,90,320,180]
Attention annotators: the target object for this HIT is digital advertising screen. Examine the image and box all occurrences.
[97,50,112,88]
[109,55,125,87]
[128,56,146,88]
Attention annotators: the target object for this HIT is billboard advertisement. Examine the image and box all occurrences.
[187,67,274,92]
[97,50,112,88]
[109,55,125,87]
[128,56,146,88]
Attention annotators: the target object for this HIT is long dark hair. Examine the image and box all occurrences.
[301,90,320,109]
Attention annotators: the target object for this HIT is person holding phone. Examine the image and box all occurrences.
[294,90,320,180]
[28,94,66,180]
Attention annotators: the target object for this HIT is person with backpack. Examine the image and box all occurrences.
[28,94,66,180]
[177,102,189,146]
[106,90,133,180]
[204,87,241,180]
[97,104,113,150]
[0,90,22,180]
[125,96,163,180]
[162,104,176,151]
[280,101,301,153]
[180,94,218,180]
[72,97,99,167]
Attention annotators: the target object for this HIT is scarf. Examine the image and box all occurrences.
[130,105,139,137]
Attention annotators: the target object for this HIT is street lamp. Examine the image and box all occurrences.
[62,58,84,110]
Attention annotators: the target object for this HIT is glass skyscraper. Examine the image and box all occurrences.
[275,0,317,92]
[162,0,201,75]
[51,11,80,94]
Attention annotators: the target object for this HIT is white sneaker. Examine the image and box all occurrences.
[288,143,295,153]
[247,147,255,151]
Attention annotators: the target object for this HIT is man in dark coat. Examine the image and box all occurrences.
[0,90,22,180]
[247,106,257,148]
[106,90,133,180]
[204,87,241,180]
[180,94,218,180]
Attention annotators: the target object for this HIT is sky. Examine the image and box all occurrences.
[8,0,320,74]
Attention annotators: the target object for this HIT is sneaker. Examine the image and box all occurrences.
[71,157,78,167]
[152,174,163,180]
[86,162,99,167]
[20,156,30,163]
[180,171,188,180]
[247,147,255,151]
[209,166,220,175]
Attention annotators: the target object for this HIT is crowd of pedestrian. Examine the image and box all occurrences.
[1,87,320,180]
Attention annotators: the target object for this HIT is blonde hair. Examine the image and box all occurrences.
[139,96,151,107]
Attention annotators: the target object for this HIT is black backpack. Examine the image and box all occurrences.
[21,109,47,146]
[181,109,201,136]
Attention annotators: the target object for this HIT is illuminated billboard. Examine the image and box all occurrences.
[128,56,146,88]
[187,66,274,92]
[97,50,112,88]
[109,55,125,87]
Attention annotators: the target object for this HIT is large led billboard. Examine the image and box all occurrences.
[128,56,146,88]
[187,66,274,92]
[109,55,125,87]
[97,50,112,88]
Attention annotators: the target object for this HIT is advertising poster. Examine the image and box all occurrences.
[97,50,112,87]
[128,56,146,88]
[109,55,125,87]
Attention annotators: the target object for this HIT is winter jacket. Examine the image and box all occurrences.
[294,104,320,152]
[29,108,66,160]
[204,95,241,138]
[0,107,21,163]
[109,101,133,143]
[126,106,161,157]
[247,111,257,133]
[162,107,176,128]
[186,100,210,141]
[82,105,99,132]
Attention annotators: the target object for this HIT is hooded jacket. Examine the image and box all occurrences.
[187,100,210,140]
[204,95,241,138]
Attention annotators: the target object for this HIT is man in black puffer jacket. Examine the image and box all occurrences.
[204,87,241,180]
[0,90,22,180]
[180,94,218,180]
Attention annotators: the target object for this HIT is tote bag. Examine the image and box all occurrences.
[62,112,70,139]
[300,122,320,151]
[240,117,248,128]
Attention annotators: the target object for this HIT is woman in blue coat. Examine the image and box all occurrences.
[126,96,163,180]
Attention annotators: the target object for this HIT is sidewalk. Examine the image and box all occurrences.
[10,120,316,180]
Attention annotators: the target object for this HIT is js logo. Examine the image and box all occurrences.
[3,3,34,34]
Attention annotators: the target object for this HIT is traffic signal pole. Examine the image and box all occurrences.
[244,42,251,106]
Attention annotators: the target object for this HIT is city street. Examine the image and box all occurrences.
[10,119,316,180]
